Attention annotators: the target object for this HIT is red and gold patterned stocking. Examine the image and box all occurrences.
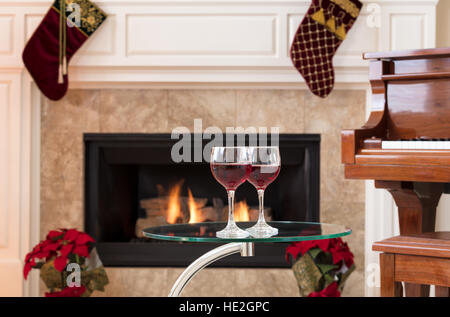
[290,0,362,98]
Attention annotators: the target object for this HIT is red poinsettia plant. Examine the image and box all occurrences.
[286,238,355,297]
[24,229,108,297]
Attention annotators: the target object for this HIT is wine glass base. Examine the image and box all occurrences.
[246,223,278,238]
[216,225,250,238]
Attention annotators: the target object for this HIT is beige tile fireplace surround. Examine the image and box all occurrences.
[40,88,366,296]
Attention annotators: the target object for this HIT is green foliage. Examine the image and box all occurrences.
[323,273,336,288]
[316,263,339,274]
[308,248,322,259]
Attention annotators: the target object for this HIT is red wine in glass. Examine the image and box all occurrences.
[246,146,281,238]
[247,164,280,190]
[210,146,250,238]
[211,163,250,191]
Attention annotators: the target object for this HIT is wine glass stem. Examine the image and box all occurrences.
[257,189,265,224]
[227,190,236,226]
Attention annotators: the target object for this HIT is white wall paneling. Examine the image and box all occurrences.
[0,15,14,55]
[0,80,11,249]
[0,0,439,296]
[390,14,426,50]
[0,70,27,297]
[1,0,437,75]
[126,15,277,56]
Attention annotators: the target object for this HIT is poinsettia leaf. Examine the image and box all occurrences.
[63,229,80,242]
[316,263,339,274]
[33,262,45,269]
[46,230,64,241]
[75,233,95,246]
[60,244,73,257]
[73,245,89,257]
[308,248,322,259]
[53,255,68,271]
[323,273,336,288]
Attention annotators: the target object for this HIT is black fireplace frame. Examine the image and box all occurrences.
[84,133,320,268]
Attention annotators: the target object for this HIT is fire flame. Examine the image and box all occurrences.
[164,181,251,224]
[234,200,250,222]
[166,181,183,224]
[188,189,202,223]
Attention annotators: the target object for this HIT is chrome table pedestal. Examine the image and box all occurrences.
[169,242,254,297]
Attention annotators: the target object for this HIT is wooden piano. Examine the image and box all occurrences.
[341,47,450,296]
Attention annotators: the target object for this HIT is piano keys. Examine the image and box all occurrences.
[381,138,450,150]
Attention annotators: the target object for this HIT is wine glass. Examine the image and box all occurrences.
[210,146,251,238]
[246,146,281,237]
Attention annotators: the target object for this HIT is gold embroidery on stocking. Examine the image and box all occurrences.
[326,16,336,33]
[335,11,347,40]
[309,1,351,41]
[311,8,325,25]
[336,24,346,40]
[324,3,336,33]
[52,0,107,37]
[329,0,360,18]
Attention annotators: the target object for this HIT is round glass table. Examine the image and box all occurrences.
[143,221,351,297]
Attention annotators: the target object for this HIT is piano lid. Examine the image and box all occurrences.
[367,48,450,140]
[363,47,450,61]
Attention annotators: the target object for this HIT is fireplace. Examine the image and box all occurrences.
[84,133,320,267]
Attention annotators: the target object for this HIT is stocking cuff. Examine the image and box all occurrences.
[53,0,107,38]
[311,0,362,40]
[329,0,362,19]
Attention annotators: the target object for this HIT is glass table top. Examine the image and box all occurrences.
[142,221,351,243]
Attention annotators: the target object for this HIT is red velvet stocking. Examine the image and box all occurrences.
[22,0,107,100]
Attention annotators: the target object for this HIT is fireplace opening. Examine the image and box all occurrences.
[84,133,320,267]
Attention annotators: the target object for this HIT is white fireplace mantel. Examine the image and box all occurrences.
[0,0,438,84]
[0,0,439,296]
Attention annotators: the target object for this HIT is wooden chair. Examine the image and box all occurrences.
[373,232,450,297]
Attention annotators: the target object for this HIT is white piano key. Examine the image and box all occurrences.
[416,141,425,149]
[381,140,450,150]
[430,141,439,149]
[381,141,395,149]
[403,141,414,149]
